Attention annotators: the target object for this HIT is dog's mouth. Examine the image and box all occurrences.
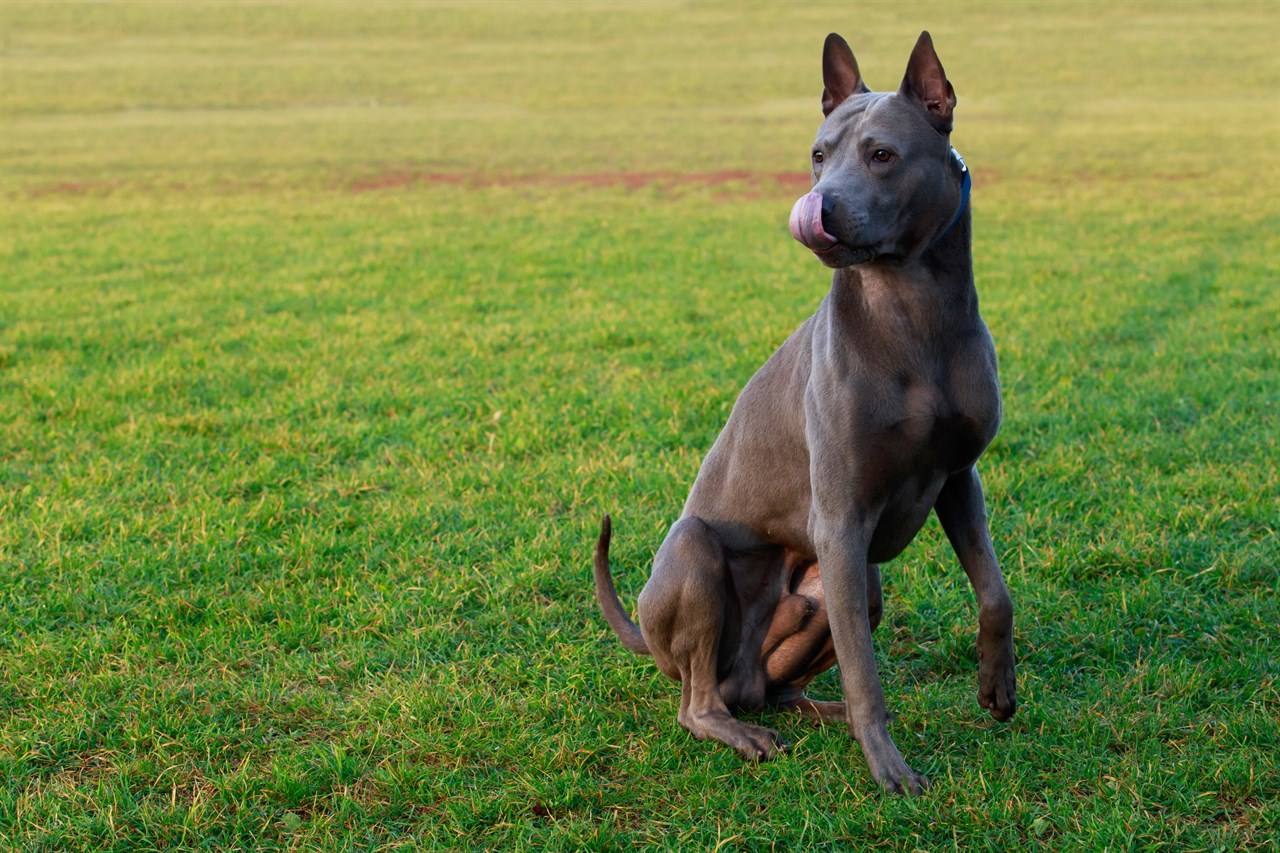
[789,191,839,252]
[788,191,875,267]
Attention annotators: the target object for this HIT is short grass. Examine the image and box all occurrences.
[1,1,1277,850]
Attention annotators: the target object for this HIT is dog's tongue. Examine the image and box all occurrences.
[789,191,839,252]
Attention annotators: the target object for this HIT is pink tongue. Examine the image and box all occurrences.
[789,191,839,251]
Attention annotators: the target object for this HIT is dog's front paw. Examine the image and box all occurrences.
[859,728,929,796]
[868,752,930,796]
[978,644,1017,721]
[878,766,930,797]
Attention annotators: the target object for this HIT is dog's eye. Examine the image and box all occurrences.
[812,150,824,164]
[871,149,894,163]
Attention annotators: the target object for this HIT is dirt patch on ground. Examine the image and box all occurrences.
[25,180,125,197]
[346,169,813,196]
[22,170,813,198]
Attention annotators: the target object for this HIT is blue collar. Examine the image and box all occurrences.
[937,147,971,241]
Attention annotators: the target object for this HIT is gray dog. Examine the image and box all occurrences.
[594,31,1015,795]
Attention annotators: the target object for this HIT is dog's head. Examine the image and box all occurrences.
[789,32,968,268]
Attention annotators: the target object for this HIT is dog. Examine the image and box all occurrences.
[594,31,1015,795]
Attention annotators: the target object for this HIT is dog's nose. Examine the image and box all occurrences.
[820,195,836,228]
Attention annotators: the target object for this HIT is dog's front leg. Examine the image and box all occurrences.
[935,466,1016,721]
[811,514,929,796]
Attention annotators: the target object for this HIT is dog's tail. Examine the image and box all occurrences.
[593,515,650,655]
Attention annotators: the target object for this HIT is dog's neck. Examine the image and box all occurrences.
[827,219,978,355]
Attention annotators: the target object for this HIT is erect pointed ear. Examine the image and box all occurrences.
[898,31,956,133]
[822,33,870,117]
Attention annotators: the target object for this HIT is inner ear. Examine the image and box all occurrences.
[899,31,956,133]
[822,33,871,117]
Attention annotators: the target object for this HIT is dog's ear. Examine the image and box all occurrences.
[822,33,870,117]
[899,31,956,133]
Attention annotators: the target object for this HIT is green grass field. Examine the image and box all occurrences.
[2,1,1277,849]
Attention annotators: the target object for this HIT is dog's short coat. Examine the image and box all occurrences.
[595,31,1015,795]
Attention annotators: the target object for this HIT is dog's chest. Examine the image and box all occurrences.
[857,375,995,562]
[878,355,1000,475]
[900,380,993,470]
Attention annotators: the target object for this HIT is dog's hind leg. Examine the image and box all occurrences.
[638,517,788,761]
[762,558,862,725]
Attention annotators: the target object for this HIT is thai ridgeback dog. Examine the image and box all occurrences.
[594,31,1015,795]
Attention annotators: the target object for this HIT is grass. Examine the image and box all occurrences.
[1,1,1277,849]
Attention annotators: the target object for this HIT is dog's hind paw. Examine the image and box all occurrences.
[683,711,789,761]
[732,724,789,762]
